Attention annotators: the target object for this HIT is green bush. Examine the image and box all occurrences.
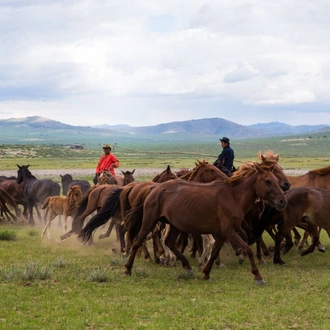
[0,229,17,241]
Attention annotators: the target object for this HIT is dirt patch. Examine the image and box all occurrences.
[0,168,179,179]
[0,168,308,179]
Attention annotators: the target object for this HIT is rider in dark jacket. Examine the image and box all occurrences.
[213,137,234,176]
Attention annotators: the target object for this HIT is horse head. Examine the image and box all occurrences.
[258,151,291,191]
[16,164,32,184]
[254,164,287,211]
[121,169,135,186]
[152,165,177,182]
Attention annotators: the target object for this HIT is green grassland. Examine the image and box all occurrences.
[1,132,330,329]
[1,225,330,329]
[0,130,329,173]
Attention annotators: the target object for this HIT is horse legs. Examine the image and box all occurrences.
[124,218,163,276]
[164,225,192,271]
[201,234,225,280]
[41,212,58,239]
[99,217,116,239]
[28,202,35,226]
[228,230,265,284]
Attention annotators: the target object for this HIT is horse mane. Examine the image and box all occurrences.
[152,165,177,182]
[308,165,330,176]
[257,150,279,165]
[175,168,191,178]
[228,163,271,185]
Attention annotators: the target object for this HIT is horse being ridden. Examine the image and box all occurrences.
[123,163,287,284]
[16,165,61,226]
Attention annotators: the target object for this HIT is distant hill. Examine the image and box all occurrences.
[247,122,330,135]
[0,116,329,145]
[94,118,267,137]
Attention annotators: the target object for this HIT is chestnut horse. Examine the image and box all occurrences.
[59,169,136,242]
[123,163,287,284]
[41,185,83,239]
[75,165,177,251]
[78,161,228,260]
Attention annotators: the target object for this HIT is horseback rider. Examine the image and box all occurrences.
[213,137,235,176]
[93,144,119,184]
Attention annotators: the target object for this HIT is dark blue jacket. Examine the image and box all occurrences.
[215,146,234,172]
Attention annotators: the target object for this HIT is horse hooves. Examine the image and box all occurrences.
[159,257,166,265]
[274,259,286,265]
[259,260,267,265]
[294,239,300,246]
[318,245,326,253]
[98,234,107,239]
[238,257,245,265]
[254,279,265,285]
[185,269,194,276]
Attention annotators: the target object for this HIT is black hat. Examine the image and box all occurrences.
[220,137,230,144]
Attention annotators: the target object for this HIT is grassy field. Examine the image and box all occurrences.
[1,130,330,174]
[1,136,330,329]
[1,224,330,329]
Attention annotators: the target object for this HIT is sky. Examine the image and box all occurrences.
[1,0,330,127]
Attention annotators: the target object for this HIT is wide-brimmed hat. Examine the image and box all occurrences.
[220,137,230,144]
[103,144,111,150]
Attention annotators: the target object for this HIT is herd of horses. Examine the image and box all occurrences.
[1,153,330,284]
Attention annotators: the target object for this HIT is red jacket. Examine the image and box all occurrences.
[96,153,119,176]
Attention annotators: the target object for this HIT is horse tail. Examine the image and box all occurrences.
[126,205,144,243]
[41,196,51,210]
[119,184,135,218]
[125,185,156,242]
[0,186,18,210]
[78,187,124,243]
[75,186,97,217]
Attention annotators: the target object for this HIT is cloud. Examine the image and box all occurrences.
[0,1,330,126]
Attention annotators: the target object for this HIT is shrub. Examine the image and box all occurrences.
[0,229,17,241]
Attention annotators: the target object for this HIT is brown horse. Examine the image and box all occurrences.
[59,169,136,242]
[272,186,330,265]
[76,165,178,253]
[287,166,330,189]
[197,150,291,268]
[238,150,291,264]
[41,185,83,239]
[78,161,228,260]
[0,186,23,222]
[286,165,330,251]
[124,163,287,284]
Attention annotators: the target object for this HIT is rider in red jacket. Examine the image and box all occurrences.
[93,144,119,184]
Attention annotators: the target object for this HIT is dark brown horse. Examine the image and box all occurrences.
[60,174,91,196]
[286,165,330,251]
[16,165,61,226]
[271,187,330,265]
[0,186,23,222]
[0,178,28,220]
[123,163,287,284]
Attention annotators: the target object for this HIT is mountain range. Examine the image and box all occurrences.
[0,116,329,142]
